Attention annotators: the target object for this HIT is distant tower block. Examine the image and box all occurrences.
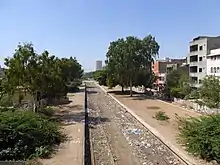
[96,60,102,70]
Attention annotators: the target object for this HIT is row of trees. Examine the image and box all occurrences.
[105,35,159,96]
[0,42,84,160]
[0,43,83,110]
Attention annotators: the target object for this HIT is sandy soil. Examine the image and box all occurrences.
[103,86,214,165]
[41,89,84,165]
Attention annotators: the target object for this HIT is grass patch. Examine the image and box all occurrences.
[178,114,220,163]
[153,111,170,121]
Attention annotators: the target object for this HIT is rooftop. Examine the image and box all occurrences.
[191,36,220,42]
[208,48,220,57]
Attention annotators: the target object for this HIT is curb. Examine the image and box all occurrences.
[95,82,196,165]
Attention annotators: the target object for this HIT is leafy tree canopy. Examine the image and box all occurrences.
[165,69,190,99]
[3,42,83,110]
[198,75,220,108]
[105,35,159,96]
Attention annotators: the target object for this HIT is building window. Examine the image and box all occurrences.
[199,46,203,51]
[190,45,198,52]
[211,67,213,73]
[217,67,220,73]
[158,77,165,81]
[199,57,202,61]
[214,67,217,73]
[199,68,202,72]
[211,56,217,60]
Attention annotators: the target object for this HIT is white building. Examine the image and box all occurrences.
[187,36,220,87]
[207,48,220,77]
[96,60,102,71]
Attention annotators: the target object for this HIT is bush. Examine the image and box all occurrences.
[178,115,220,162]
[0,94,13,107]
[38,107,55,117]
[0,110,66,161]
[153,111,170,121]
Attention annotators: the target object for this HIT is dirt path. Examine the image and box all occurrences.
[103,87,213,165]
[88,83,186,165]
[41,89,84,165]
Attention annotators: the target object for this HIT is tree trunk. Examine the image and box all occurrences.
[144,87,147,94]
[122,85,124,93]
[33,93,37,112]
[129,79,133,97]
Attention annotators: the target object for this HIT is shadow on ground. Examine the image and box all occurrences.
[54,104,84,126]
[107,90,139,95]
[54,104,110,126]
[108,90,156,101]
[88,116,110,127]
[87,90,98,94]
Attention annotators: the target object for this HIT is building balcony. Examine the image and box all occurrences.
[189,61,199,66]
[189,72,199,77]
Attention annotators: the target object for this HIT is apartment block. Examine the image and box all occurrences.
[188,36,220,87]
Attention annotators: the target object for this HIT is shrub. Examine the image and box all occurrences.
[153,111,170,121]
[0,94,13,107]
[0,110,66,161]
[38,107,55,117]
[178,114,220,162]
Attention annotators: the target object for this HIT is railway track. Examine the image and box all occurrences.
[86,82,190,165]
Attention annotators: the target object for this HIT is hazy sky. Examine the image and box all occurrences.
[1,0,220,71]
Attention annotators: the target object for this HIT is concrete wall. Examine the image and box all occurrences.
[174,98,220,114]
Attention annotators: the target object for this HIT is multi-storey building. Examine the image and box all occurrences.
[95,60,102,71]
[188,36,220,87]
[166,63,189,76]
[152,58,186,90]
[207,48,220,77]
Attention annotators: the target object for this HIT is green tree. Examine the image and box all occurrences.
[165,69,190,99]
[134,70,156,92]
[3,43,83,111]
[198,75,220,108]
[106,35,159,96]
[93,70,107,86]
[4,43,39,109]
[106,38,129,92]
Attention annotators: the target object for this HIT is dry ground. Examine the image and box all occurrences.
[40,89,84,165]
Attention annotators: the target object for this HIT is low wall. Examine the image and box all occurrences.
[173,98,220,114]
